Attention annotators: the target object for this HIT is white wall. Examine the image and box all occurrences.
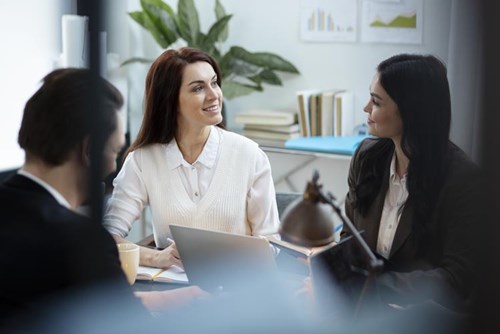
[0,0,478,241]
[0,0,75,171]
[0,0,480,189]
[116,0,485,199]
[223,0,453,131]
[121,0,461,137]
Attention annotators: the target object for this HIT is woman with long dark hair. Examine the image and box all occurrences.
[103,47,279,269]
[345,54,481,309]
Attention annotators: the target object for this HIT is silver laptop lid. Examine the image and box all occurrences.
[170,224,277,292]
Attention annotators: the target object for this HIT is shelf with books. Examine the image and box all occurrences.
[296,89,354,138]
[235,109,298,126]
[264,146,352,197]
[243,129,301,141]
[235,109,300,148]
[261,135,369,194]
[284,135,368,156]
[260,146,352,161]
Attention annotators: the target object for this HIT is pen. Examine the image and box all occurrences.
[166,237,175,247]
[166,237,182,261]
[153,237,175,251]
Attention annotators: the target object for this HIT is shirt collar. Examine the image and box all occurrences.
[18,169,72,209]
[389,152,407,183]
[197,126,220,169]
[166,126,221,170]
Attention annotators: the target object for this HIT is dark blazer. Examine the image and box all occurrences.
[0,174,131,323]
[345,138,481,309]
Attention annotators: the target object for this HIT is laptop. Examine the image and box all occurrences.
[169,224,278,292]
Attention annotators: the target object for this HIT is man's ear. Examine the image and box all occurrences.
[81,136,91,167]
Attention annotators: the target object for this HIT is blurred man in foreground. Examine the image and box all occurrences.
[0,68,206,328]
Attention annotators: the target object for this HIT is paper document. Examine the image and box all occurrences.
[137,265,188,284]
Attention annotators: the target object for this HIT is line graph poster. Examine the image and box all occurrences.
[361,0,423,44]
[300,0,357,42]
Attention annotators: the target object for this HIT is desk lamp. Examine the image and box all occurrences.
[279,170,384,316]
[278,174,336,247]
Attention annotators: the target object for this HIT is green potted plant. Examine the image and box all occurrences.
[124,0,300,100]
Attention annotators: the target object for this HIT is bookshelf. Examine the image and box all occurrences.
[260,134,366,193]
[235,109,300,147]
[262,145,352,197]
[234,104,362,196]
[262,146,352,160]
[296,89,354,138]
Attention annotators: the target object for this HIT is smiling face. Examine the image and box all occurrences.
[177,61,223,133]
[364,73,403,142]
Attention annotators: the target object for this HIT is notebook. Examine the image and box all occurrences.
[169,224,278,292]
[136,264,188,284]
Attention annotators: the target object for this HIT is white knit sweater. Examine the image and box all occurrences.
[140,131,258,248]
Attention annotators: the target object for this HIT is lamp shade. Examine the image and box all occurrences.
[279,195,335,247]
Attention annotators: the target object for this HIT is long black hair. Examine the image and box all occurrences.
[356,54,451,249]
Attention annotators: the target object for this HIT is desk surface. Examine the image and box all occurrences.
[132,251,309,292]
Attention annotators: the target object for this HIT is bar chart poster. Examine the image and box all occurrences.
[361,0,423,44]
[300,0,357,42]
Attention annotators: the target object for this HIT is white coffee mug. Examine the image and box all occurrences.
[117,243,140,285]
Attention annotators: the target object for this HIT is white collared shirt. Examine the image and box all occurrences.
[376,153,408,259]
[18,169,72,209]
[166,126,220,203]
[103,126,279,238]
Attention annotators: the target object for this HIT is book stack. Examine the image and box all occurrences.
[235,109,300,147]
[296,89,354,137]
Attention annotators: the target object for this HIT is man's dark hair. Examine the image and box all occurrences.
[18,68,123,166]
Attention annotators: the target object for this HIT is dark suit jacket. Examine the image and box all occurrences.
[0,174,132,323]
[345,138,481,309]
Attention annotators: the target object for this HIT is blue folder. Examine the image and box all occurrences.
[284,135,369,156]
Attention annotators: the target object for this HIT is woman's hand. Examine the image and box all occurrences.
[154,242,183,269]
[135,286,209,312]
[138,240,184,269]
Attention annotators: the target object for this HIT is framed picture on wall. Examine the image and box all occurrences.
[300,0,357,43]
[361,0,424,44]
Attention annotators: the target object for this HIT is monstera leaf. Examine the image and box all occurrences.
[125,0,300,100]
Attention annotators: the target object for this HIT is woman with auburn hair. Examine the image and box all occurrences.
[104,47,279,269]
[345,54,481,310]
